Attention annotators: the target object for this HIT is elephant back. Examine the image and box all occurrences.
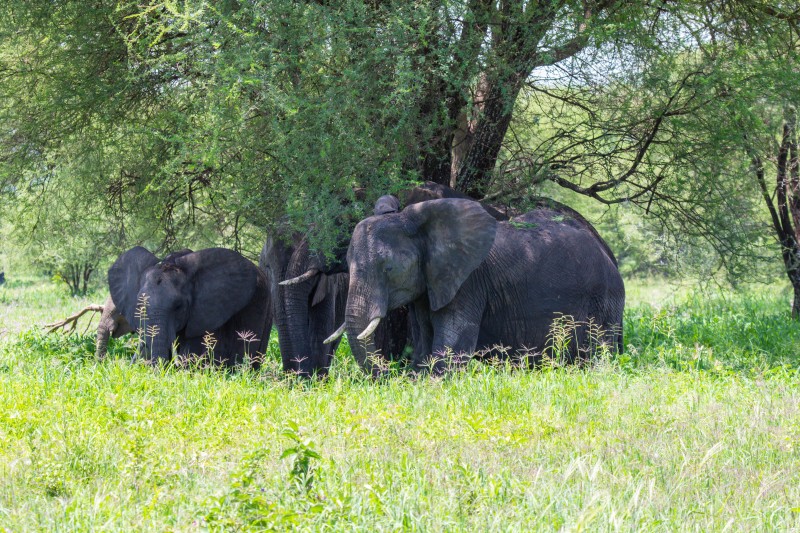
[512,199,618,266]
[402,181,511,221]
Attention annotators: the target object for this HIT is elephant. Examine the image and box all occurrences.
[260,224,410,377]
[259,231,349,376]
[398,181,512,220]
[95,295,134,359]
[96,249,194,359]
[109,246,271,367]
[336,197,625,376]
[264,182,514,378]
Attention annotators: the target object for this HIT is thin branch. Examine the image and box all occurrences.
[751,153,785,238]
[44,304,104,334]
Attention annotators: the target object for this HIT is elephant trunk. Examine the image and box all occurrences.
[95,327,110,360]
[345,282,389,377]
[278,288,316,376]
[306,292,337,376]
[137,314,175,364]
[95,296,118,359]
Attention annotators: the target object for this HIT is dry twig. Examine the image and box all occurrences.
[44,304,104,334]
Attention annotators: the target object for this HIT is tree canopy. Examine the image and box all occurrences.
[1,1,799,294]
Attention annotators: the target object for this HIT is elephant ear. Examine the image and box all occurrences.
[311,273,331,307]
[180,248,258,338]
[108,246,159,325]
[405,198,497,311]
[374,195,400,215]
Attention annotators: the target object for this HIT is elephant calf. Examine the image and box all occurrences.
[95,295,134,359]
[109,246,271,367]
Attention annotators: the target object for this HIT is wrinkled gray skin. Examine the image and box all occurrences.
[109,246,271,367]
[260,182,505,377]
[260,232,348,376]
[96,249,194,359]
[95,295,134,359]
[344,198,625,376]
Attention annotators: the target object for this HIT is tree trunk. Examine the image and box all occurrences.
[754,106,800,318]
[456,78,524,198]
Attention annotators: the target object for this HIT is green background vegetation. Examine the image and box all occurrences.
[1,278,799,531]
[1,1,798,299]
[1,2,800,529]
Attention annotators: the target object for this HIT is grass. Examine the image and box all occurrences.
[0,278,799,531]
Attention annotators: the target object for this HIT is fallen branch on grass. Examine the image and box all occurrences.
[44,304,104,334]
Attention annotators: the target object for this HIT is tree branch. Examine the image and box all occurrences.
[44,304,104,334]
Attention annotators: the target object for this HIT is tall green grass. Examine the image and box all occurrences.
[0,278,798,531]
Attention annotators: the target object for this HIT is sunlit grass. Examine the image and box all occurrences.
[0,277,99,339]
[0,278,799,531]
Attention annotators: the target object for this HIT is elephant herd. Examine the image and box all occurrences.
[95,183,625,377]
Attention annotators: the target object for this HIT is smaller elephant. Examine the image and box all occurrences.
[109,246,271,367]
[97,249,194,359]
[95,295,134,359]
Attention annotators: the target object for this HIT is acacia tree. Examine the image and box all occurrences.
[615,2,800,313]
[0,3,686,226]
[0,1,268,259]
[1,0,799,268]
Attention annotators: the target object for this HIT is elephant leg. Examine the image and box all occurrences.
[409,301,434,371]
[176,336,206,365]
[587,292,625,358]
[207,274,272,370]
[427,305,482,374]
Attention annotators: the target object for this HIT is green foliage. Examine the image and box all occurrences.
[1,278,799,530]
[4,0,795,273]
[501,4,800,286]
[625,288,800,372]
[280,421,322,493]
[13,330,96,364]
[203,424,326,530]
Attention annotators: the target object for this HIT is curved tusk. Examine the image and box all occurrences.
[279,268,320,286]
[323,323,346,344]
[356,317,381,341]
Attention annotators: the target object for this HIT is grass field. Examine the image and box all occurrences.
[1,278,799,531]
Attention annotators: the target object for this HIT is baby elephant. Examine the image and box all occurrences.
[95,295,134,359]
[96,250,192,359]
[109,246,271,367]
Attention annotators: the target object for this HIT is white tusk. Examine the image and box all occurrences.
[323,323,346,344]
[356,317,381,341]
[279,268,319,286]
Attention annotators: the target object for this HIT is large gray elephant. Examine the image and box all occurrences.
[262,182,511,377]
[260,225,410,377]
[259,231,350,376]
[109,246,271,367]
[337,198,625,376]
